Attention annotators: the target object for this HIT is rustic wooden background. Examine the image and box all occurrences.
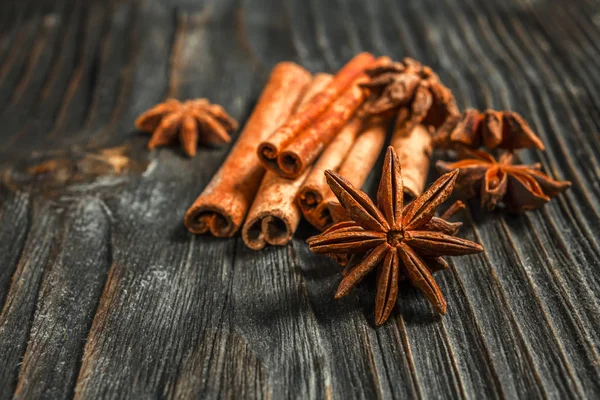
[0,0,599,398]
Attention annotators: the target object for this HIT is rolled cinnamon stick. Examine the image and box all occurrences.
[258,53,383,179]
[241,169,310,250]
[301,115,389,231]
[278,84,368,178]
[390,109,433,197]
[184,62,311,237]
[297,116,363,221]
[242,74,333,250]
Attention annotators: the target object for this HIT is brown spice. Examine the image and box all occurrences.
[298,115,388,231]
[241,169,310,249]
[432,108,545,151]
[297,117,362,220]
[184,62,311,237]
[258,53,382,178]
[325,199,466,267]
[241,74,333,249]
[390,109,433,197]
[360,57,459,129]
[307,147,483,325]
[135,99,238,157]
[436,149,571,213]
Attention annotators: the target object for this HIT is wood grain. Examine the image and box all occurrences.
[1,0,599,398]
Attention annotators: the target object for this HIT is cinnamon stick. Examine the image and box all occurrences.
[278,84,368,178]
[297,116,363,223]
[184,63,311,237]
[242,74,333,250]
[241,169,310,250]
[390,109,433,197]
[258,53,382,179]
[300,115,389,231]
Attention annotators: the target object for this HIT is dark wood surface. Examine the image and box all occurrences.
[1,0,599,398]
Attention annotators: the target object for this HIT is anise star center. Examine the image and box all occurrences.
[386,229,405,247]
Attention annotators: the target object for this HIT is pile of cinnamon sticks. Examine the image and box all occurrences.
[183,53,433,249]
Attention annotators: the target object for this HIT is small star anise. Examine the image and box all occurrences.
[135,98,238,157]
[307,147,483,325]
[432,108,545,151]
[436,149,571,213]
[360,57,459,129]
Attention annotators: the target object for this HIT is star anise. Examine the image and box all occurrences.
[432,108,545,151]
[307,147,483,325]
[135,98,238,157]
[359,57,459,130]
[436,149,571,213]
[325,199,466,267]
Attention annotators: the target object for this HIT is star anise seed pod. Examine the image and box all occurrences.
[307,147,483,325]
[135,98,238,157]
[436,149,571,213]
[360,57,459,130]
[433,108,545,151]
[325,199,466,268]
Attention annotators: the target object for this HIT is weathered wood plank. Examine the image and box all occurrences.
[231,243,327,399]
[13,198,112,399]
[0,191,30,308]
[0,203,60,398]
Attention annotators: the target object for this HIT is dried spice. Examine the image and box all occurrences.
[242,74,333,249]
[297,116,363,227]
[432,108,545,151]
[390,109,433,197]
[360,57,459,130]
[298,114,389,231]
[185,62,312,237]
[436,149,571,213]
[136,98,238,157]
[307,147,483,325]
[325,199,466,268]
[258,53,382,178]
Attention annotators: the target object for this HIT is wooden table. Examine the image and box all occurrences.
[1,0,599,398]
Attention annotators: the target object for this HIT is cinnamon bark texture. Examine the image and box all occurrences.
[390,110,433,197]
[242,74,333,249]
[297,116,363,225]
[298,115,388,231]
[241,169,310,249]
[258,53,383,178]
[184,63,311,236]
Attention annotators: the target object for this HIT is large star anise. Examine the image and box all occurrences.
[307,147,483,325]
[360,58,459,129]
[436,149,571,213]
[325,199,466,267]
[135,98,238,157]
[432,108,545,151]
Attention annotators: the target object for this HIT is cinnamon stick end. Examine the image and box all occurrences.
[242,212,295,250]
[278,151,304,179]
[184,204,237,238]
